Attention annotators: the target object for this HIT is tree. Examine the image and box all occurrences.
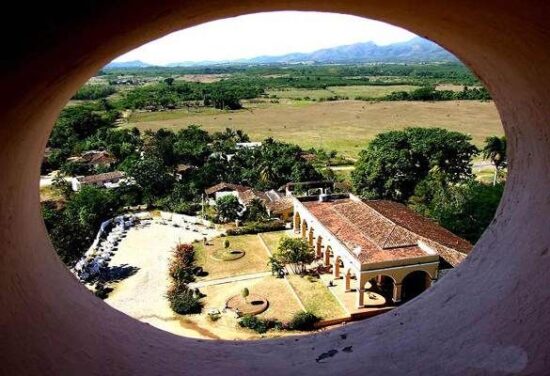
[124,154,175,204]
[243,198,268,222]
[215,195,243,223]
[409,175,504,243]
[352,128,478,202]
[482,136,507,186]
[276,237,314,275]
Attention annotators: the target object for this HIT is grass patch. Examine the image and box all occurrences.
[258,230,291,254]
[194,235,270,280]
[287,275,347,320]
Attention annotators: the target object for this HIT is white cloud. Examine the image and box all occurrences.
[114,11,416,65]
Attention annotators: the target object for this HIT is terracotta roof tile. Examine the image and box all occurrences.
[302,197,472,266]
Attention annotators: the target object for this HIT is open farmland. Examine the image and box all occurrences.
[125,100,503,158]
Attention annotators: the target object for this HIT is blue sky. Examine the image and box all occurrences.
[114,11,416,65]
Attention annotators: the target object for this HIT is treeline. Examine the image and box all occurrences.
[351,127,504,243]
[72,84,117,100]
[102,62,479,85]
[382,86,490,101]
[115,78,263,110]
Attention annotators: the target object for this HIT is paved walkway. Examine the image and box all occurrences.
[188,271,272,288]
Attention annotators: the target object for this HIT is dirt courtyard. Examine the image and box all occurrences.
[104,222,224,338]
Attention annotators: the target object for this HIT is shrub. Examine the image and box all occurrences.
[238,314,282,334]
[168,243,196,283]
[167,283,203,314]
[226,220,285,236]
[288,311,320,331]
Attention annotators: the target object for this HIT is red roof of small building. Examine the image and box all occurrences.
[205,182,250,195]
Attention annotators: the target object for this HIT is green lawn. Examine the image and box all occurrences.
[258,230,292,254]
[287,275,348,320]
[194,235,270,280]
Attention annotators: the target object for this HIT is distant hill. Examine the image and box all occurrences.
[235,37,457,65]
[107,37,457,68]
[104,60,152,69]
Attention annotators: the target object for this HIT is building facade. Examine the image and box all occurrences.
[293,194,472,308]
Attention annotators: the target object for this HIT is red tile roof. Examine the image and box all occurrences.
[302,198,472,266]
[78,171,124,184]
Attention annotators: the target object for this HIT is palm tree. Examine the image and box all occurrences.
[482,136,507,185]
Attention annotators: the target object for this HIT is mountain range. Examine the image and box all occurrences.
[106,37,457,69]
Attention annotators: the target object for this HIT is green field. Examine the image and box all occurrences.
[124,100,503,158]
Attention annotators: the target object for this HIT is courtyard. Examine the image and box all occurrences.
[103,222,357,340]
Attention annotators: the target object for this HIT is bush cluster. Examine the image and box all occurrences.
[238,314,283,334]
[288,311,320,331]
[226,220,286,236]
[166,283,203,314]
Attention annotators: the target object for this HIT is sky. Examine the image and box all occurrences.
[114,11,416,65]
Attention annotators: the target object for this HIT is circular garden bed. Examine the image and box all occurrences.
[226,294,269,316]
[211,249,245,261]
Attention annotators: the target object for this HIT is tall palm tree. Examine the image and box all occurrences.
[482,136,507,185]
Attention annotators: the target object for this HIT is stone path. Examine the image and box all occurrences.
[188,271,272,288]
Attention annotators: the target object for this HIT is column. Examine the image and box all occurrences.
[356,288,365,308]
[324,248,331,267]
[345,271,351,292]
[333,258,341,279]
[316,239,322,258]
[392,283,403,304]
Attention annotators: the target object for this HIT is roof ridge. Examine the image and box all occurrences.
[381,224,398,249]
[330,201,384,251]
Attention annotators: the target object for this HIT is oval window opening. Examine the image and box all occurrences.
[39,11,505,340]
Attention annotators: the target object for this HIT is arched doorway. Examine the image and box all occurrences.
[369,275,396,301]
[401,271,431,302]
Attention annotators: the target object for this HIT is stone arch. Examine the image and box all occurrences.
[401,270,432,303]
[2,2,550,375]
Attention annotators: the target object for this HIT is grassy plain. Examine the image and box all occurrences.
[266,85,418,101]
[125,100,503,158]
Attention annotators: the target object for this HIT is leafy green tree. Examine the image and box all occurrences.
[215,195,243,223]
[410,175,504,243]
[352,128,478,202]
[244,198,269,222]
[482,136,507,186]
[125,154,175,204]
[276,237,314,275]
